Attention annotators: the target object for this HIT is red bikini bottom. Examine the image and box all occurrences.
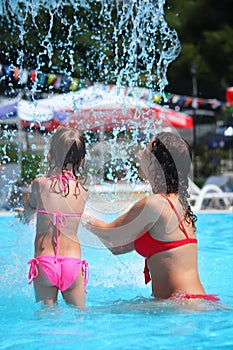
[172,292,220,301]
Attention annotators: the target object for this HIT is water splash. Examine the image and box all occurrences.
[0,0,181,209]
[0,0,180,96]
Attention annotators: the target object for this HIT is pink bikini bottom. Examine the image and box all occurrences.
[27,255,89,292]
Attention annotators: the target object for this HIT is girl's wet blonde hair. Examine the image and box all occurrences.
[48,126,87,195]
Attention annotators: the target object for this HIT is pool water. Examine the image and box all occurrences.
[0,213,233,349]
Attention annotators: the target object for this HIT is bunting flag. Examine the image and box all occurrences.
[167,93,226,111]
[0,63,90,94]
[0,63,229,112]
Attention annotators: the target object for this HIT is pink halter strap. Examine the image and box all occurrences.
[47,170,77,192]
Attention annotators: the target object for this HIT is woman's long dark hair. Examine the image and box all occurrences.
[150,132,197,226]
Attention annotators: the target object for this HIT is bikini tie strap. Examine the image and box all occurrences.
[47,172,73,192]
[144,259,151,284]
[27,258,39,284]
[59,171,75,191]
[53,212,69,258]
[58,174,69,192]
[82,260,89,293]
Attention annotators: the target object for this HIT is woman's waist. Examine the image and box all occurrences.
[150,271,205,298]
[149,263,200,282]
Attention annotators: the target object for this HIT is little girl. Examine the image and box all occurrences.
[18,126,89,308]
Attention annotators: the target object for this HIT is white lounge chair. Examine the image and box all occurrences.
[189,177,233,211]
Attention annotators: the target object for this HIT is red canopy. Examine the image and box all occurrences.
[18,85,193,132]
[52,103,193,131]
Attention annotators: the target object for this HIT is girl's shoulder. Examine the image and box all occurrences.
[32,176,46,185]
[30,176,48,191]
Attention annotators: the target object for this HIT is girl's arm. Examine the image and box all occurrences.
[15,179,38,223]
[83,195,164,246]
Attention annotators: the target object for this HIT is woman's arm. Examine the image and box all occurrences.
[97,234,135,255]
[83,194,164,246]
[108,242,135,255]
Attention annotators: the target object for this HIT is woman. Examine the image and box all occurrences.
[84,131,219,301]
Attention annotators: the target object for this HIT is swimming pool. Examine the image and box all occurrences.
[0,213,232,349]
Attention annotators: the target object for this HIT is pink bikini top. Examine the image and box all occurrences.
[37,171,82,257]
[134,193,197,284]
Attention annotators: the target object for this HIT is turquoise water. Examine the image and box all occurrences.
[0,213,233,349]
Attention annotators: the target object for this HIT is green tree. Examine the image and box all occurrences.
[166,0,233,99]
[0,1,180,95]
[0,0,232,99]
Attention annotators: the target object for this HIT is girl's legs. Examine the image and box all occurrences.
[62,270,86,309]
[32,263,86,308]
[33,267,58,306]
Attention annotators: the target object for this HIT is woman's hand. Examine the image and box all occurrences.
[81,214,134,254]
[81,214,109,237]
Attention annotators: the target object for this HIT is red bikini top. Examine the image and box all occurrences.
[134,194,197,284]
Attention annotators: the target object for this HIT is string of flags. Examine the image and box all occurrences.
[0,63,91,93]
[0,62,228,111]
[167,93,226,111]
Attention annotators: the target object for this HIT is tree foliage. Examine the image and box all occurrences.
[0,0,232,99]
[166,0,233,99]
